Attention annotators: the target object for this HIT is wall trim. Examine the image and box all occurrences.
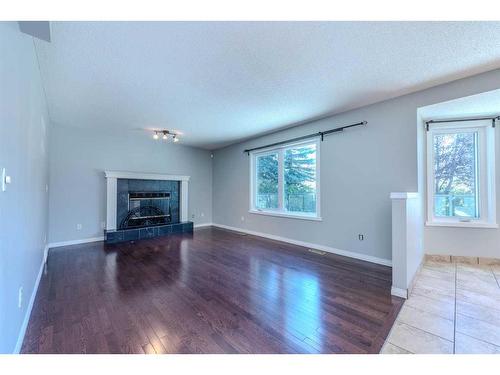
[194,222,214,229]
[390,192,419,199]
[391,286,408,299]
[408,255,425,296]
[48,236,104,249]
[104,170,190,181]
[211,223,392,266]
[13,245,49,353]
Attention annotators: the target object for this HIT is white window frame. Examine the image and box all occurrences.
[426,120,497,228]
[249,138,321,221]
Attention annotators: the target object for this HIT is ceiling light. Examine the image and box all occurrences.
[152,129,179,143]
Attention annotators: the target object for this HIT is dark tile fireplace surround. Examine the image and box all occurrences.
[105,178,193,244]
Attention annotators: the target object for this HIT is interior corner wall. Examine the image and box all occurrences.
[0,22,51,353]
[212,68,500,263]
[48,125,213,244]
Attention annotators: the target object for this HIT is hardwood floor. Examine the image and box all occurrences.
[21,227,403,354]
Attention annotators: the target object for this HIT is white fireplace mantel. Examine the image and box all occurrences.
[104,170,190,231]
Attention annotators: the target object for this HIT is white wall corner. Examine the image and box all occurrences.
[390,191,423,298]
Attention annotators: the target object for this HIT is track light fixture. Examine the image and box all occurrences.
[153,130,180,143]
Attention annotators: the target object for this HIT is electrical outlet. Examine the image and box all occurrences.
[191,214,195,219]
[358,234,364,241]
[18,287,23,309]
[241,216,245,222]
[201,212,205,217]
[76,223,82,231]
[101,221,106,229]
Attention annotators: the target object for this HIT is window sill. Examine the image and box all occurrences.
[425,221,498,229]
[249,209,322,222]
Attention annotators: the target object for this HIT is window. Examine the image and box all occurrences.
[426,120,496,228]
[250,139,320,220]
[255,152,279,210]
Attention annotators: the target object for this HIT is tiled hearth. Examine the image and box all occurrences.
[382,259,500,354]
[105,222,193,244]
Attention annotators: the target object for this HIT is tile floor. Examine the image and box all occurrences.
[381,260,500,354]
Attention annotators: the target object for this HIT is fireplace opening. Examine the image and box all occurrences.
[119,191,172,229]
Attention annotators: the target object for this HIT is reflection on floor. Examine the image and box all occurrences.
[21,227,403,354]
[381,259,500,354]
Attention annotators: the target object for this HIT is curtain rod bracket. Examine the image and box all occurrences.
[493,116,500,128]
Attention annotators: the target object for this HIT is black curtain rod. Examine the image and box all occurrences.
[425,116,500,131]
[243,121,367,154]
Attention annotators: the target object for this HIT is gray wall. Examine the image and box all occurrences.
[0,22,50,353]
[422,112,500,258]
[213,68,500,262]
[48,125,213,244]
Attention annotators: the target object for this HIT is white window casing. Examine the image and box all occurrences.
[249,138,321,221]
[425,120,497,228]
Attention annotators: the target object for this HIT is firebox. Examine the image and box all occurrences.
[119,191,172,229]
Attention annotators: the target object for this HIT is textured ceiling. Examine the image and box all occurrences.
[34,21,500,149]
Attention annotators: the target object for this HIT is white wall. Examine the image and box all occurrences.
[0,22,50,353]
[48,125,213,244]
[213,68,500,262]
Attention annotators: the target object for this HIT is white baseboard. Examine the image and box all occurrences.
[391,286,408,299]
[408,255,425,296]
[13,245,49,353]
[211,223,392,267]
[194,222,214,229]
[48,236,104,249]
[43,244,49,264]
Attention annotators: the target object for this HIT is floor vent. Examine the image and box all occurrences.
[308,248,326,256]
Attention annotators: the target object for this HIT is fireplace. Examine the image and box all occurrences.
[120,191,172,229]
[104,171,193,244]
